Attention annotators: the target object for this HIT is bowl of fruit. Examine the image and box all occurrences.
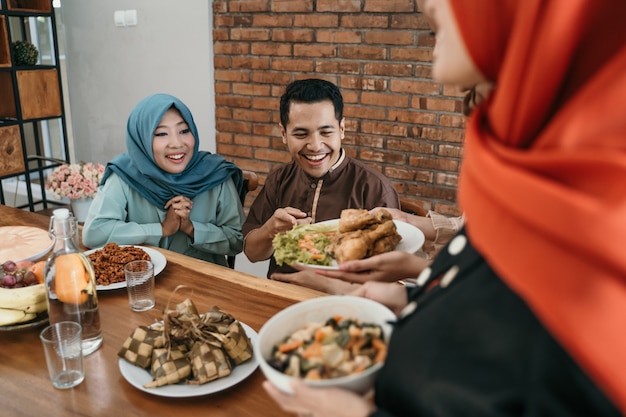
[255,295,396,395]
[0,260,47,328]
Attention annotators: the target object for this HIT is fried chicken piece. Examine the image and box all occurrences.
[363,217,397,242]
[370,231,402,256]
[331,231,369,263]
[373,208,394,223]
[338,209,379,233]
[330,212,402,263]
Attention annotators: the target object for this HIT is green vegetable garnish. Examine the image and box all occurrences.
[272,223,337,266]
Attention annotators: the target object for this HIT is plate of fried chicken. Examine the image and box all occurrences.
[273,209,425,271]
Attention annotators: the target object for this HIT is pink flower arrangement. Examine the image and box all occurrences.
[45,162,105,200]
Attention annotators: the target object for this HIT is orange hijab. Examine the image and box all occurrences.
[451,0,626,411]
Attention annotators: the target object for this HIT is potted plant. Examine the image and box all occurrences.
[11,40,38,66]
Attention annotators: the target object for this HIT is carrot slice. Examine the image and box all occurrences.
[304,368,322,380]
[372,338,388,363]
[302,342,322,358]
[348,326,361,337]
[350,337,367,355]
[314,328,326,342]
[278,339,304,353]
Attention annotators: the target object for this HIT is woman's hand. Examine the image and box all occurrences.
[317,251,429,283]
[262,379,375,417]
[161,205,181,236]
[165,196,193,218]
[350,281,409,316]
[162,196,194,237]
[271,269,360,295]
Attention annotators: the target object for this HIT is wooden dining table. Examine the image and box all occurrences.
[0,204,326,417]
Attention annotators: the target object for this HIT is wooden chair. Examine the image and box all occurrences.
[400,197,427,217]
[242,170,258,195]
[228,169,259,269]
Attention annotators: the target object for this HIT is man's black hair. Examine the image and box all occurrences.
[279,78,344,127]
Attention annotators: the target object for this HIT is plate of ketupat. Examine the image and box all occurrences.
[118,296,258,397]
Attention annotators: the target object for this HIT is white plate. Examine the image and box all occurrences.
[294,219,425,271]
[0,226,54,262]
[118,322,259,397]
[85,246,167,291]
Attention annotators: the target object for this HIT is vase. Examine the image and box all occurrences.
[70,198,93,223]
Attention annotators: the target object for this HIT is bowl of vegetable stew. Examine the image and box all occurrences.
[255,295,396,394]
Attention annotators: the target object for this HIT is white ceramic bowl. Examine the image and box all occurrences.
[255,295,396,394]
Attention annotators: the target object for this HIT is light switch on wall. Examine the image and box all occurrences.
[114,10,125,27]
[125,10,137,26]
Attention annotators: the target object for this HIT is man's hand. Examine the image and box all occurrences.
[245,207,311,262]
[265,207,312,237]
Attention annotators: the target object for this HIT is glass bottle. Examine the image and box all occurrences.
[44,208,103,355]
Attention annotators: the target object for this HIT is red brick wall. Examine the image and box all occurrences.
[212,0,464,216]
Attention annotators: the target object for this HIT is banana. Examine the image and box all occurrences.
[0,284,47,325]
[0,283,46,310]
[0,307,37,326]
[22,299,48,314]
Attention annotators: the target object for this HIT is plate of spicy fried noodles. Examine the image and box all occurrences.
[85,243,167,291]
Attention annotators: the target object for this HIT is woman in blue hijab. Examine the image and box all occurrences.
[83,93,245,266]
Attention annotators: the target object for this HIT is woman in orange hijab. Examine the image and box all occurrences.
[262,1,626,416]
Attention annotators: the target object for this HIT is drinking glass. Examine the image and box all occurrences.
[124,260,155,311]
[40,321,85,389]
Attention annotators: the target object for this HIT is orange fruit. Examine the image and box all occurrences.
[54,253,89,305]
[30,261,46,284]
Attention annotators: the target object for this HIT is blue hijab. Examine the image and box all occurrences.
[102,93,242,207]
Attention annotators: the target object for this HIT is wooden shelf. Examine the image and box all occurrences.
[16,69,62,119]
[0,71,16,118]
[0,69,61,119]
[7,0,52,13]
[0,0,66,212]
[0,125,25,176]
[0,16,10,67]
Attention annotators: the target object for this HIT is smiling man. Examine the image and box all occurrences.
[242,79,400,279]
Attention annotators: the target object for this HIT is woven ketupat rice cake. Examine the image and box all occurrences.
[145,344,191,388]
[187,341,232,385]
[119,296,254,388]
[118,326,166,369]
[208,320,254,366]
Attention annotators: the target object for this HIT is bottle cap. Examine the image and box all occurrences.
[53,208,70,219]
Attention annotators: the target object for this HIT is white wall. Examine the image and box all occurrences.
[60,0,215,165]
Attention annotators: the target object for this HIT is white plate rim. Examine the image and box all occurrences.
[0,226,54,262]
[118,322,259,398]
[293,219,425,271]
[85,245,167,291]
